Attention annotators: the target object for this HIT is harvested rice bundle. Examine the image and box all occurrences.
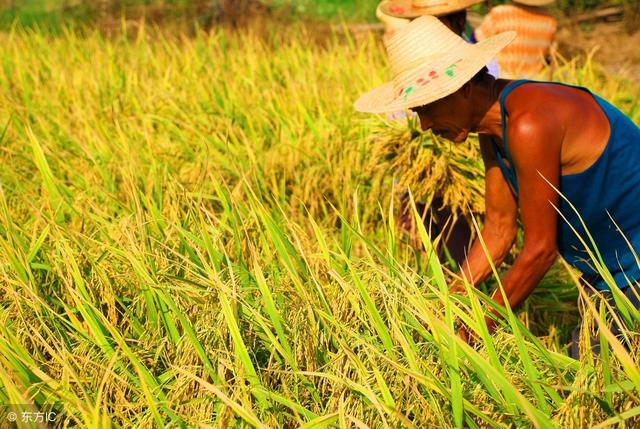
[365,117,485,222]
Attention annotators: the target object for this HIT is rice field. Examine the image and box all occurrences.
[0,22,639,428]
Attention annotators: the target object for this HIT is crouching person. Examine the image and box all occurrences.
[355,16,640,353]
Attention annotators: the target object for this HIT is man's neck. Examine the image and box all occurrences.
[474,79,512,139]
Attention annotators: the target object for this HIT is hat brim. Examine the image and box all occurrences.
[380,0,484,18]
[354,31,516,114]
[513,0,555,5]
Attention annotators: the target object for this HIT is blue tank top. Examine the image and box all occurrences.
[494,79,640,290]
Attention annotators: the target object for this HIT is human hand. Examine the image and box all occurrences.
[447,269,471,296]
[484,315,498,335]
[457,315,498,345]
[458,323,472,344]
[449,278,466,295]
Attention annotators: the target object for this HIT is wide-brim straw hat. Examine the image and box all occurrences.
[379,0,484,18]
[376,2,411,34]
[513,0,555,6]
[354,15,515,113]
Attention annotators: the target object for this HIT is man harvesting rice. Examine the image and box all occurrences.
[355,16,640,356]
[376,0,499,265]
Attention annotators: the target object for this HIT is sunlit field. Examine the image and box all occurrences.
[0,23,639,427]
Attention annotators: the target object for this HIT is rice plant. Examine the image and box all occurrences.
[0,22,638,428]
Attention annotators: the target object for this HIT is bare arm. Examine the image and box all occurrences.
[459,134,518,287]
[489,114,561,310]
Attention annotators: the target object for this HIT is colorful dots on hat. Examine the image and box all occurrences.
[416,70,439,86]
[402,86,414,101]
[445,59,463,77]
[389,5,405,13]
[392,58,465,105]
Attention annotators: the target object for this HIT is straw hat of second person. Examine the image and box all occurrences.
[354,15,515,113]
[512,0,555,6]
[376,2,410,34]
[379,0,484,19]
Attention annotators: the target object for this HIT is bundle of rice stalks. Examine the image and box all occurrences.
[365,116,485,221]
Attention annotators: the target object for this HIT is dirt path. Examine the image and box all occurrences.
[556,21,640,80]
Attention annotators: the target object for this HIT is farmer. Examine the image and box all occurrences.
[473,0,557,78]
[355,16,640,356]
[376,0,499,265]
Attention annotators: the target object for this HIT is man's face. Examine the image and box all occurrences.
[411,88,472,143]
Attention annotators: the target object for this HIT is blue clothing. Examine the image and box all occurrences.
[494,79,640,290]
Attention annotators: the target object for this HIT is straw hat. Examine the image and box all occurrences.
[354,15,515,113]
[379,0,484,18]
[513,0,555,6]
[376,2,410,35]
